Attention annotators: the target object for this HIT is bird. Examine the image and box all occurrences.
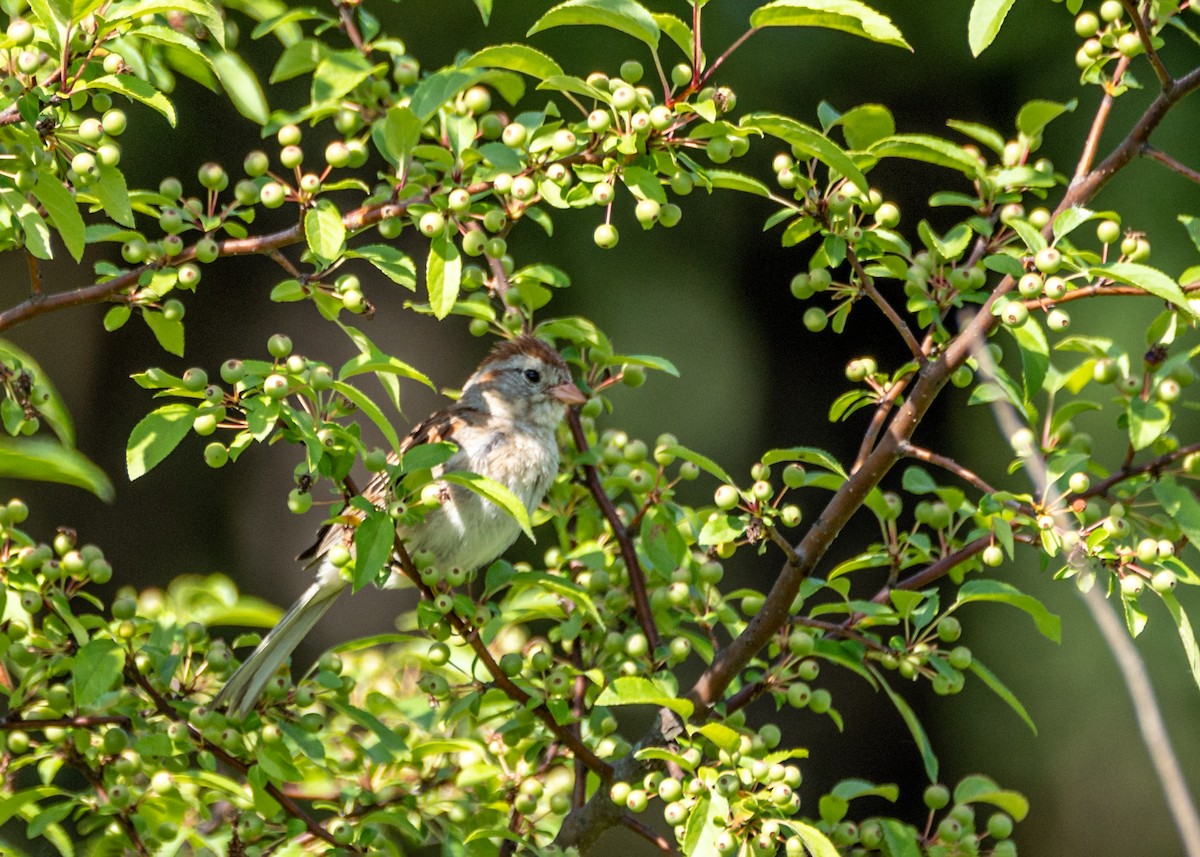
[213,334,586,716]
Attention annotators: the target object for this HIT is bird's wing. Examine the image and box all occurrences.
[296,408,474,563]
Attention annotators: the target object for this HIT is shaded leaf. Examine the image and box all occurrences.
[0,436,113,501]
[352,506,395,591]
[73,639,124,708]
[32,174,85,262]
[954,579,1061,641]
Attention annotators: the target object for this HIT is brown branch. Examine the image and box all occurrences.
[335,0,366,53]
[564,408,661,654]
[0,196,415,333]
[620,814,674,853]
[900,441,1000,495]
[391,538,615,780]
[1063,64,1200,208]
[852,374,911,473]
[1073,56,1131,182]
[1118,0,1172,89]
[1142,144,1200,184]
[1082,440,1200,499]
[848,248,925,364]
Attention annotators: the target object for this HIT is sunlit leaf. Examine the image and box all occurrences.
[527,0,661,49]
[750,0,910,50]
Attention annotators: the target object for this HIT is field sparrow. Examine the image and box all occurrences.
[214,335,585,715]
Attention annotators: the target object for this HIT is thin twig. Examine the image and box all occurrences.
[335,0,366,53]
[900,441,1001,495]
[1142,144,1200,184]
[564,408,661,654]
[1073,55,1131,183]
[1080,586,1200,857]
[1118,0,1172,89]
[697,27,760,91]
[619,814,674,853]
[852,374,911,473]
[848,248,925,363]
[391,538,615,779]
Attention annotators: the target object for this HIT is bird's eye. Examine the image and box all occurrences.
[523,368,541,384]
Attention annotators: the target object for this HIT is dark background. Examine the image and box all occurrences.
[3,0,1200,853]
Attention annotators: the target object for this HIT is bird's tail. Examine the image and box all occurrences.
[213,570,345,717]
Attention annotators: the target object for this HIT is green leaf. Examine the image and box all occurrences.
[1094,261,1196,317]
[1153,477,1200,547]
[868,134,984,179]
[209,51,269,125]
[0,787,63,828]
[304,198,346,266]
[594,676,693,717]
[1127,396,1171,450]
[880,819,922,857]
[72,638,124,708]
[426,234,461,320]
[509,571,603,625]
[82,74,177,126]
[107,0,225,48]
[954,579,1061,641]
[441,471,533,541]
[785,822,841,857]
[742,113,869,193]
[143,310,185,356]
[967,658,1037,733]
[750,0,911,51]
[327,699,408,756]
[462,44,564,80]
[706,169,772,197]
[345,244,417,289]
[527,0,661,49]
[409,68,486,123]
[876,671,938,781]
[352,506,394,592]
[953,774,1030,820]
[661,443,735,485]
[967,0,1017,56]
[0,186,52,260]
[90,165,135,227]
[1156,589,1200,693]
[330,380,402,454]
[0,436,113,501]
[1009,316,1049,401]
[32,174,85,262]
[379,105,422,166]
[761,446,848,477]
[651,12,695,58]
[831,103,895,149]
[1051,206,1098,242]
[472,0,493,23]
[126,402,196,480]
[311,50,380,102]
[1015,98,1077,140]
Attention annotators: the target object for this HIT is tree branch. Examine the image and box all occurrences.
[564,408,661,654]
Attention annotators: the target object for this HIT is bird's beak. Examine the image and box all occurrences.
[549,381,587,406]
